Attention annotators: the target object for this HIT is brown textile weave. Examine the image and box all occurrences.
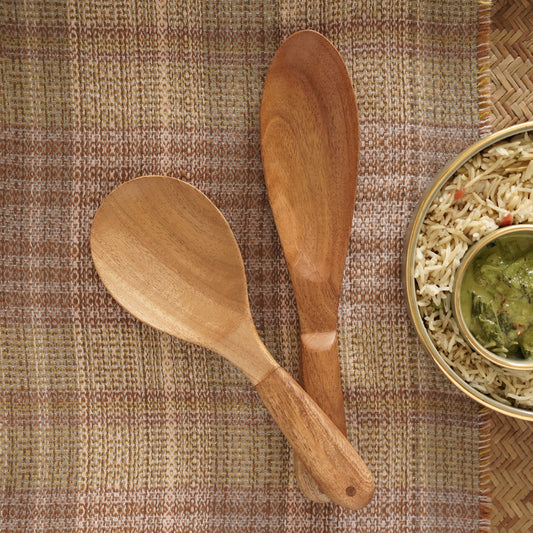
[1,1,491,531]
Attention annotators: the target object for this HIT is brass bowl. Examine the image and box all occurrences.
[452,224,533,371]
[402,121,533,420]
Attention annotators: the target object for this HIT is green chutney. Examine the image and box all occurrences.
[459,232,533,360]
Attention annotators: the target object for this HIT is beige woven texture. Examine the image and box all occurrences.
[489,1,533,531]
[1,1,492,531]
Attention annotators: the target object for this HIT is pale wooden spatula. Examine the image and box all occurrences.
[90,175,374,510]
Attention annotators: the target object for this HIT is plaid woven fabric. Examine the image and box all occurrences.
[1,0,491,531]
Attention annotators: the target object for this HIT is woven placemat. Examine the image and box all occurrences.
[489,412,533,531]
[0,1,492,531]
[490,0,533,130]
[489,0,533,531]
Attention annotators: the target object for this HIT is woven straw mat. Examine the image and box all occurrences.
[1,1,492,532]
[488,0,533,531]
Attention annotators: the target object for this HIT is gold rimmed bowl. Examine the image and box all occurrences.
[403,121,533,420]
[452,224,533,371]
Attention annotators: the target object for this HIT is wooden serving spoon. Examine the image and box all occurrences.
[260,30,365,502]
[90,175,373,511]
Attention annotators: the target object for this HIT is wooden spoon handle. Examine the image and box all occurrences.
[300,332,348,433]
[294,332,348,502]
[255,366,373,511]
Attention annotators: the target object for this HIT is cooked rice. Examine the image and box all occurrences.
[415,132,533,409]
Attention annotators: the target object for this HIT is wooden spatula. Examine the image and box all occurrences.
[261,30,366,502]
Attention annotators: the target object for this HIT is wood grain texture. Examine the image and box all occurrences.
[255,366,373,511]
[294,332,349,502]
[90,175,277,384]
[260,30,361,502]
[300,332,348,435]
[90,175,373,511]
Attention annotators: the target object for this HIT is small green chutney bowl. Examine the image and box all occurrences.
[452,224,533,371]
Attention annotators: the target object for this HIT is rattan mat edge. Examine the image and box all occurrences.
[489,0,533,531]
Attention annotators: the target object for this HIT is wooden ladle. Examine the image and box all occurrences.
[90,175,373,511]
[261,30,364,502]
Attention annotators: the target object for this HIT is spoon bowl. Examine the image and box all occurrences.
[90,175,373,510]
